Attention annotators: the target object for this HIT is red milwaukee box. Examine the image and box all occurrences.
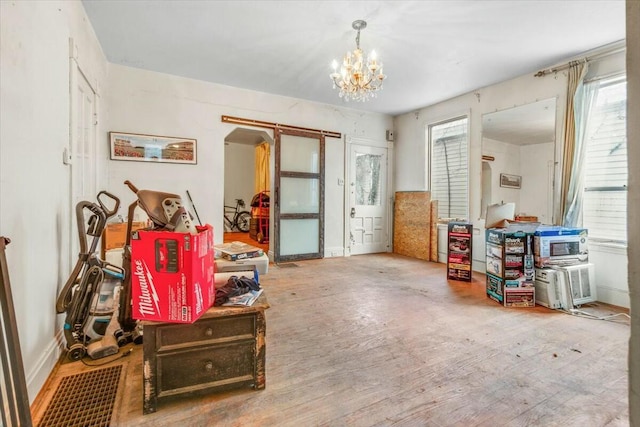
[130,224,215,323]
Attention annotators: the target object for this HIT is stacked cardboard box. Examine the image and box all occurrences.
[485,228,535,307]
[447,222,473,281]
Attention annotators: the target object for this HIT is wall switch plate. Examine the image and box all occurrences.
[62,147,72,165]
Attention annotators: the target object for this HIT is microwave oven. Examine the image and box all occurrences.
[534,226,588,267]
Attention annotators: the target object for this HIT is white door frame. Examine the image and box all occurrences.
[343,135,394,256]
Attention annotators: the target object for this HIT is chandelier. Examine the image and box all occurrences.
[330,20,386,102]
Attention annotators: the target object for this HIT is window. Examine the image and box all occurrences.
[582,76,627,243]
[429,117,469,219]
[355,153,382,206]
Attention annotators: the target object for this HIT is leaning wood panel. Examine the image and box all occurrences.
[430,200,439,262]
[0,237,33,427]
[393,191,431,261]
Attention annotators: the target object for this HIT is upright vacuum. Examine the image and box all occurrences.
[56,191,129,360]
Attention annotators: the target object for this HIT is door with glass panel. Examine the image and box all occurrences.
[349,144,388,255]
[274,129,324,262]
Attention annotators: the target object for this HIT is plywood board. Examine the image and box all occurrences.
[393,191,431,261]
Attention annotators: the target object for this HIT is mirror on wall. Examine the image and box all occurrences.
[481,98,557,224]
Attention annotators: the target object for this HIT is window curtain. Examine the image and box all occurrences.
[560,61,591,226]
[254,141,270,194]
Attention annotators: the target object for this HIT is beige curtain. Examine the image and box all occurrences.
[559,61,588,223]
[254,141,270,194]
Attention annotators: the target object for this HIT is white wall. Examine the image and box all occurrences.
[0,1,108,402]
[224,142,255,227]
[519,142,554,223]
[396,48,629,308]
[104,64,393,255]
[481,139,554,223]
[482,138,522,208]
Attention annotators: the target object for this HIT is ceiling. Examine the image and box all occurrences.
[81,1,626,116]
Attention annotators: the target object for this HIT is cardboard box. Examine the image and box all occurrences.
[486,273,504,304]
[515,215,538,222]
[486,273,535,307]
[215,253,269,275]
[485,228,535,285]
[215,241,264,261]
[102,221,148,256]
[130,224,215,323]
[447,222,473,281]
[504,287,535,307]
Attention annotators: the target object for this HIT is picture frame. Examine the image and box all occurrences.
[109,131,197,164]
[500,173,521,189]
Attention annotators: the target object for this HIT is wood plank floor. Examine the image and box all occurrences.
[31,254,630,426]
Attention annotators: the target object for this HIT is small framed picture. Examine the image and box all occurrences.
[500,173,521,189]
[109,131,197,164]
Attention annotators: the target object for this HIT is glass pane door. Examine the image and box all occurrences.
[275,130,324,262]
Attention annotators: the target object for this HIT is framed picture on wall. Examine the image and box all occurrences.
[500,173,521,189]
[109,132,197,164]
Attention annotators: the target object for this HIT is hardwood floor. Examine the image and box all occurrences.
[31,254,630,426]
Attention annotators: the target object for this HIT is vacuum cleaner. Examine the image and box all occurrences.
[56,191,130,361]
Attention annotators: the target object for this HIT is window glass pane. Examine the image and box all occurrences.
[584,79,627,189]
[280,219,319,255]
[429,117,469,219]
[582,77,627,242]
[355,153,382,206]
[583,191,626,241]
[281,134,319,173]
[280,177,319,214]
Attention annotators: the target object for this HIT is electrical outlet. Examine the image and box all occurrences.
[337,178,344,186]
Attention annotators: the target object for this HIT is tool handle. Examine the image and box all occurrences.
[97,191,121,219]
[124,180,139,194]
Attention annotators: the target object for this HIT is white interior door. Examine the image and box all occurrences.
[70,67,97,260]
[349,143,388,255]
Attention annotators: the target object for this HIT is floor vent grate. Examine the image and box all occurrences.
[38,365,122,427]
[276,263,299,268]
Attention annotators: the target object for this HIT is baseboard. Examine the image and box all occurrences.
[27,329,64,404]
[325,247,345,257]
[597,286,630,309]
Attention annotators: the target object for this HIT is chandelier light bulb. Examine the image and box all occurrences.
[329,19,386,102]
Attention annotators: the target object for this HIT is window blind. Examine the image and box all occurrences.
[582,77,627,242]
[430,118,469,219]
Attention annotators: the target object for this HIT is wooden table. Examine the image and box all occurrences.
[142,294,269,414]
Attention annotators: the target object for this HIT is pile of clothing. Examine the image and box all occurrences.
[214,275,261,306]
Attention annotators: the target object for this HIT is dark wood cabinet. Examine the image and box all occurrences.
[142,295,269,414]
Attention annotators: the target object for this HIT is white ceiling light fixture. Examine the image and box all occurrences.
[330,20,386,102]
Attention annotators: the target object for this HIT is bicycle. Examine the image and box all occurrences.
[224,199,251,232]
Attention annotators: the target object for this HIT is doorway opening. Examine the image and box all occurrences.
[223,127,273,255]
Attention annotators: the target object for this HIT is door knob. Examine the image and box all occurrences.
[350,207,356,218]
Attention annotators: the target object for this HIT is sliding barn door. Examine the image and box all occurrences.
[274,129,324,262]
